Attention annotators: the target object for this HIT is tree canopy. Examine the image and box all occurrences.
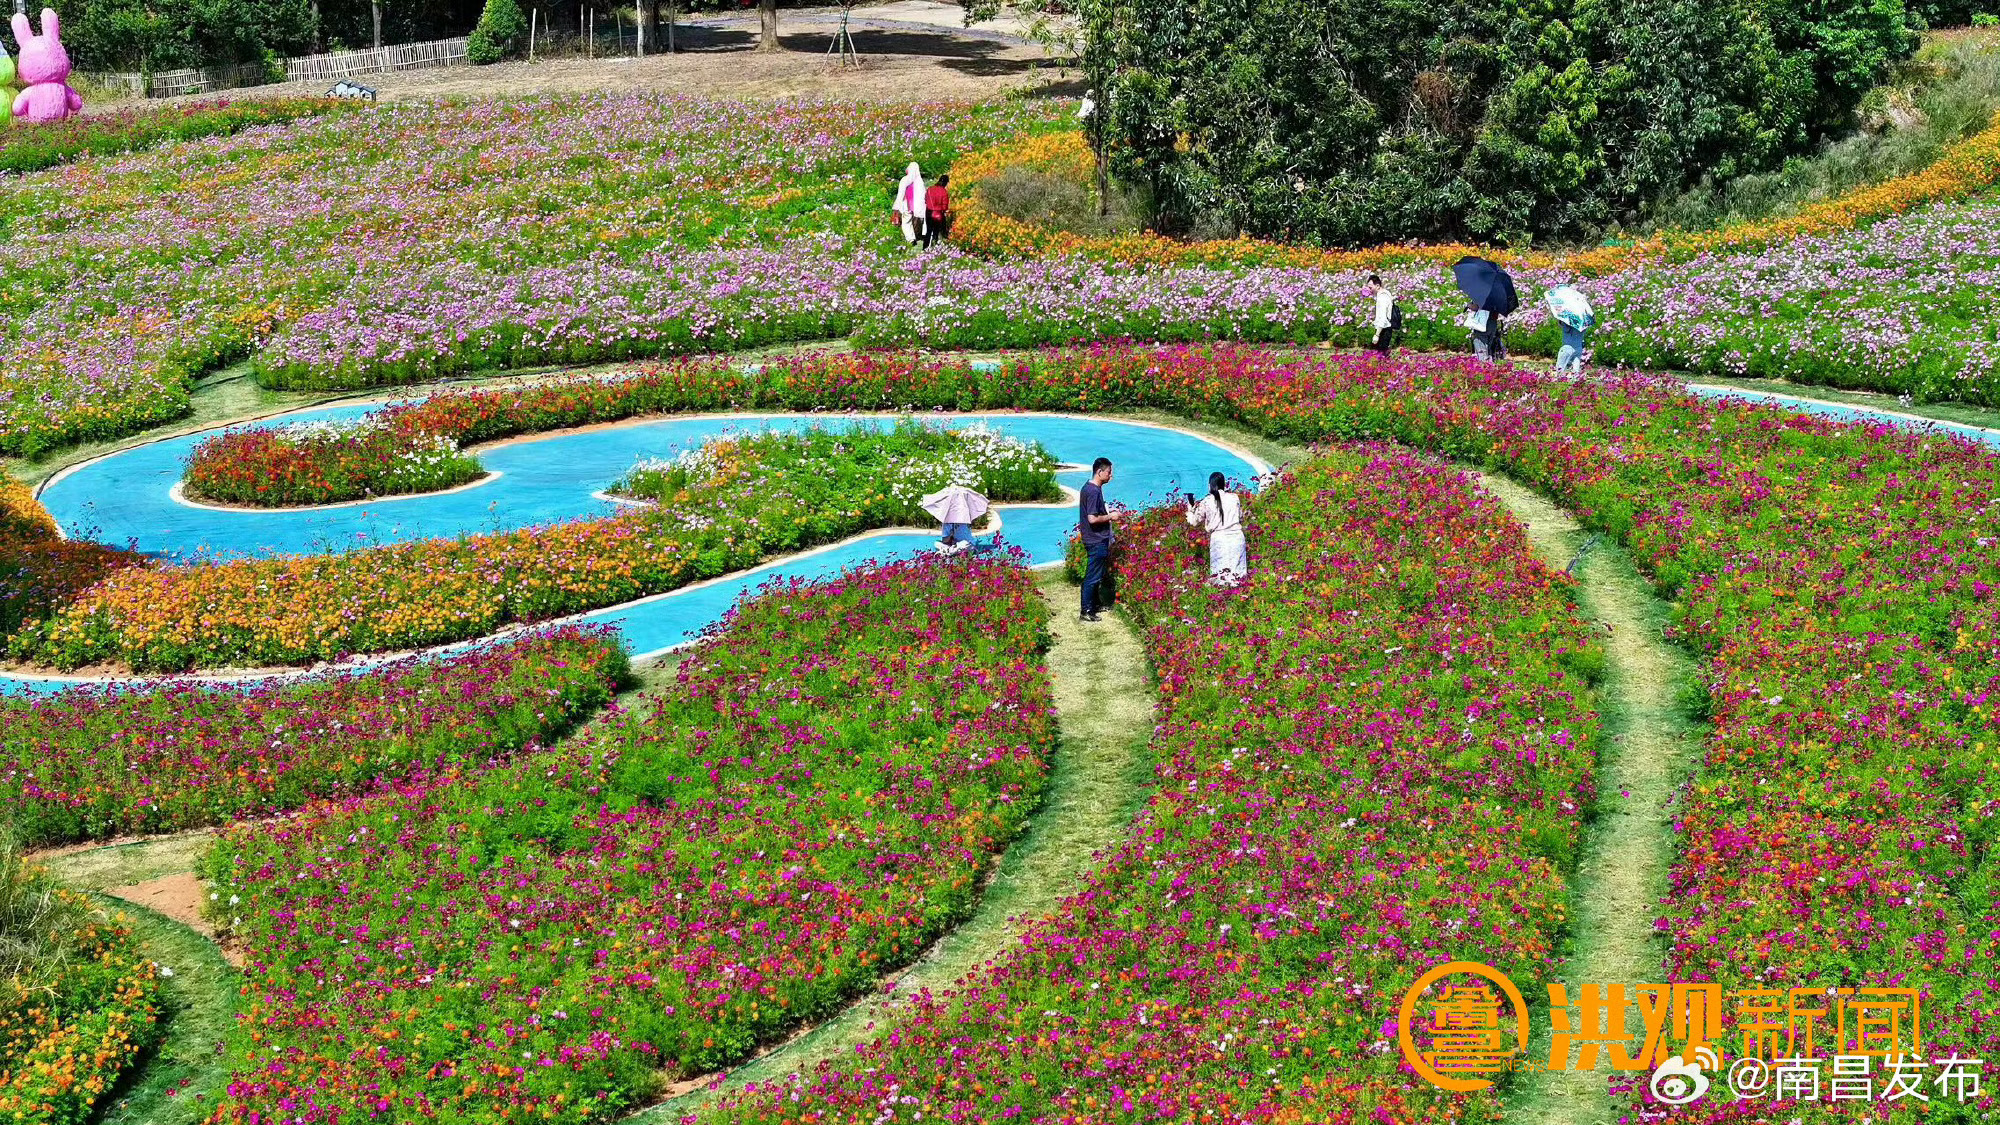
[1084,0,1916,245]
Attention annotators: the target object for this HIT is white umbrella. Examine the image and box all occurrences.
[920,485,989,526]
[1545,285,1595,331]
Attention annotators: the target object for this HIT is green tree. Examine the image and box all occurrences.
[466,0,527,62]
[1082,0,1916,245]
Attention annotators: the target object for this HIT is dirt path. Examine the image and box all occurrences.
[1473,472,1703,1125]
[628,569,1156,1119]
[111,17,1068,109]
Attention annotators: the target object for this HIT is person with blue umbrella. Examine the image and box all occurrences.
[1453,255,1519,364]
[1546,285,1596,373]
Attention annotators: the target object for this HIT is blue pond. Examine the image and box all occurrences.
[16,409,1269,694]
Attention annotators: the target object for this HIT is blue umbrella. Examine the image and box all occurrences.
[1453,256,1519,315]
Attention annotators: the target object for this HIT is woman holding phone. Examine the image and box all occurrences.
[1184,471,1247,586]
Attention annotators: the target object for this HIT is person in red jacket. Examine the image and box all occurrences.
[922,174,951,248]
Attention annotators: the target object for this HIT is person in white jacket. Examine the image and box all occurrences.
[1370,274,1395,354]
[1185,471,1248,585]
[891,162,926,246]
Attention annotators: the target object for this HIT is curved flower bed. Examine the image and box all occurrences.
[606,423,1052,511]
[0,475,143,645]
[0,626,627,847]
[198,553,1055,1123]
[0,867,165,1125]
[707,446,1603,1125]
[19,421,1056,672]
[183,418,484,507]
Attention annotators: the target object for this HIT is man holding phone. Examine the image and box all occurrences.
[1078,457,1120,622]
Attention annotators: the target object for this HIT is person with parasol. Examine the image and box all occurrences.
[1453,255,1519,364]
[1546,285,1596,373]
[920,483,988,553]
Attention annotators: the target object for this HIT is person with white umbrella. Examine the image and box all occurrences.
[1546,285,1596,374]
[921,483,988,553]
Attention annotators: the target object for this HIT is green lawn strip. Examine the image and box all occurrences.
[632,571,1159,1122]
[81,892,240,1125]
[1475,473,1706,1125]
[41,831,217,890]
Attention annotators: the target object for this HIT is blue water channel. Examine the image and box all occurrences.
[15,408,1269,694]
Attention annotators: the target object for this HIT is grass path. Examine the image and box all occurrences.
[631,569,1158,1119]
[27,833,241,1125]
[87,893,241,1125]
[1474,472,1705,1125]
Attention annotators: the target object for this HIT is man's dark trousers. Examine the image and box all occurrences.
[1081,540,1110,615]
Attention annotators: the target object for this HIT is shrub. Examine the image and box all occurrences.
[466,0,529,64]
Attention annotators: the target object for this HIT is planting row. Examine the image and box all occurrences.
[19,421,1057,670]
[705,447,1604,1124]
[199,553,1057,1123]
[0,626,626,847]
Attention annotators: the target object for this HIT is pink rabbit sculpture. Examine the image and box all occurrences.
[12,9,80,125]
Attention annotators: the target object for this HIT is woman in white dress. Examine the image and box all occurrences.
[1185,471,1248,585]
[891,162,926,246]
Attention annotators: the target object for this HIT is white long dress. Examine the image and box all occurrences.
[1186,490,1247,585]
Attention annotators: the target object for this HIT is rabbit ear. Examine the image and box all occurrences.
[11,12,31,41]
[39,8,56,37]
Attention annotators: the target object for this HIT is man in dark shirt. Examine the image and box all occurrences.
[1078,456,1120,622]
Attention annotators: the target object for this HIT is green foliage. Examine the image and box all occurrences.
[466,0,528,64]
[972,164,1146,236]
[0,98,347,177]
[52,0,314,72]
[1645,30,2000,230]
[1085,0,1919,245]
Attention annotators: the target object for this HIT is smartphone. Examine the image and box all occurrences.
[1184,492,1199,505]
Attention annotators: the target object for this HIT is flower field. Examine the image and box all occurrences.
[20,419,1055,671]
[6,87,1999,460]
[0,861,164,1125]
[0,626,627,847]
[171,341,1991,1121]
[707,446,1603,1124]
[183,417,484,507]
[0,95,1064,457]
[198,553,1056,1123]
[0,475,143,641]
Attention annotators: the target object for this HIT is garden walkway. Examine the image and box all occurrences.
[1476,473,1704,1125]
